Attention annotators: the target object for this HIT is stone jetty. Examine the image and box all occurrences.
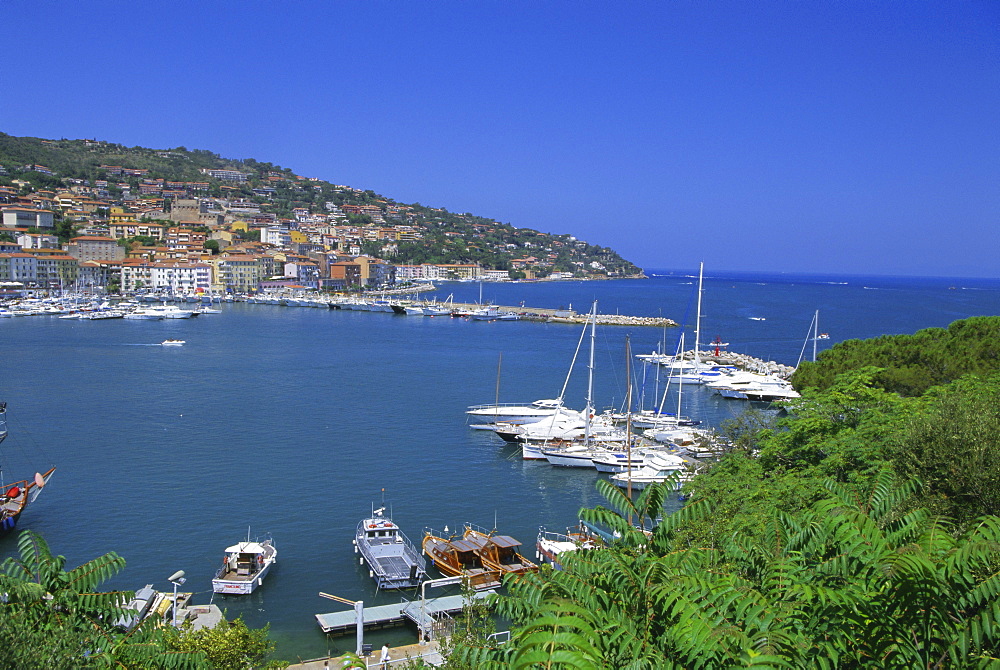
[682,349,796,378]
[544,314,677,328]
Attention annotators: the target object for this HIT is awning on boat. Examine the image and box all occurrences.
[488,535,521,548]
[449,539,481,553]
[225,541,266,554]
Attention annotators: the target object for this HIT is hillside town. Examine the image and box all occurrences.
[0,136,642,295]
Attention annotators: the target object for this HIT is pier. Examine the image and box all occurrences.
[315,590,494,635]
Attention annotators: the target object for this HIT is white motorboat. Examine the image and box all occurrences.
[147,304,197,319]
[161,339,185,346]
[610,453,691,491]
[541,443,620,468]
[123,309,163,320]
[212,534,276,595]
[592,447,672,473]
[535,527,601,571]
[467,398,565,426]
[355,506,427,590]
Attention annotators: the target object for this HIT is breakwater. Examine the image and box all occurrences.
[685,349,796,378]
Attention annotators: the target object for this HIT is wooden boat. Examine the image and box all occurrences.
[0,402,56,534]
[421,529,501,590]
[355,506,427,590]
[462,525,538,576]
[211,532,276,595]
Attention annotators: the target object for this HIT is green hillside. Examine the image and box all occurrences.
[0,133,642,276]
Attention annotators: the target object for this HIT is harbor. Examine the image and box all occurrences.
[1,271,996,661]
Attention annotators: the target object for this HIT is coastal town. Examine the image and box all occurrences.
[0,135,642,297]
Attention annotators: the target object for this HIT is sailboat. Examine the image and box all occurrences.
[0,402,56,534]
[542,302,624,467]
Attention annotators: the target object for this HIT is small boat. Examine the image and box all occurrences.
[161,339,185,346]
[610,452,692,491]
[749,316,766,321]
[211,533,276,595]
[0,402,56,534]
[355,506,428,590]
[422,529,501,590]
[462,524,538,576]
[816,333,830,340]
[536,526,602,570]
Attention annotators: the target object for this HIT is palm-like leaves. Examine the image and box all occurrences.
[0,530,204,669]
[452,475,1000,668]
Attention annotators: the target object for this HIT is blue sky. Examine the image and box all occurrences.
[2,2,997,277]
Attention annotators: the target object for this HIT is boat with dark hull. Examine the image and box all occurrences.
[354,506,428,590]
[0,402,55,534]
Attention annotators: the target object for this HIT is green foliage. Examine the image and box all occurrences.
[0,530,203,669]
[452,475,1000,668]
[888,372,1000,527]
[164,616,287,669]
[792,316,1000,396]
[203,239,220,254]
[0,531,284,669]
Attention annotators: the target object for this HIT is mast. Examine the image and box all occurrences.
[694,262,704,366]
[493,352,502,422]
[813,310,819,363]
[584,301,596,447]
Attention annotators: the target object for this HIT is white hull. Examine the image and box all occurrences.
[212,560,274,595]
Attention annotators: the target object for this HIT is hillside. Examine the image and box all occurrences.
[0,132,642,277]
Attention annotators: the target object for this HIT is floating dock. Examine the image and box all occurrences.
[315,590,494,635]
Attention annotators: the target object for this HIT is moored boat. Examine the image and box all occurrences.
[421,529,501,590]
[211,533,276,595]
[0,402,56,534]
[462,524,537,576]
[536,526,602,570]
[354,506,427,590]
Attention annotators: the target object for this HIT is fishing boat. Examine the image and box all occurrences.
[421,528,501,590]
[0,402,56,534]
[211,532,276,595]
[462,524,538,576]
[354,506,427,590]
[161,339,185,346]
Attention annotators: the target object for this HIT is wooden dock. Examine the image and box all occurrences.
[315,591,494,635]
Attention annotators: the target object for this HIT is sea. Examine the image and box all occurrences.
[1,269,998,661]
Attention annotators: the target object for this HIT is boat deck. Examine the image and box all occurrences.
[362,535,426,587]
[315,591,495,635]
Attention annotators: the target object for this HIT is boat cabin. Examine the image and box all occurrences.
[223,541,267,577]
[464,533,537,575]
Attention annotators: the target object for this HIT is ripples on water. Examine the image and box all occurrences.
[1,271,997,658]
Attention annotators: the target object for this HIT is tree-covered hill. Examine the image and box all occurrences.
[0,133,642,276]
[791,316,1000,396]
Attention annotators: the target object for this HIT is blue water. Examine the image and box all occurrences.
[1,270,997,660]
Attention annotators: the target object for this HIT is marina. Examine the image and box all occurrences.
[0,271,997,660]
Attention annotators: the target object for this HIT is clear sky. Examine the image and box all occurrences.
[2,2,997,278]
